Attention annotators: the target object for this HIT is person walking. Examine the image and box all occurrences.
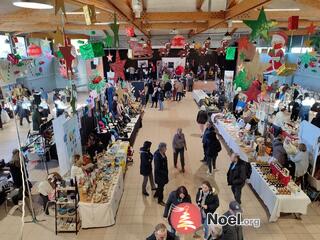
[290,96,302,122]
[196,181,220,240]
[220,201,244,240]
[227,153,247,204]
[186,73,194,92]
[147,79,154,105]
[163,186,191,235]
[172,80,177,101]
[17,97,31,126]
[154,142,169,206]
[158,88,165,111]
[197,106,208,136]
[203,122,222,175]
[151,87,159,108]
[176,80,183,101]
[172,128,187,173]
[140,141,157,196]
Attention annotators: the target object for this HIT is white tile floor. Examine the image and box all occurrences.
[0,87,320,240]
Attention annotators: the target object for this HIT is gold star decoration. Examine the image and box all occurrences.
[50,27,64,47]
[304,40,312,47]
[243,51,269,81]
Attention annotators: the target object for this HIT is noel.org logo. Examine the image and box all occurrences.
[170,203,202,234]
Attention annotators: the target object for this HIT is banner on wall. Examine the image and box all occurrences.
[161,57,186,70]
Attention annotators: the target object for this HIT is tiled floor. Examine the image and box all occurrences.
[0,87,320,240]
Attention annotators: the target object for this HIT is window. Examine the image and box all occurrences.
[290,47,313,53]
[0,35,12,58]
[15,37,27,57]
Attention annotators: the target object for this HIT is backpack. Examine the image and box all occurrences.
[245,161,252,179]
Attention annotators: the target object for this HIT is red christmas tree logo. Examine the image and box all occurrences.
[170,203,201,234]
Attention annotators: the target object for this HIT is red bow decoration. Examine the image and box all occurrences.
[92,76,102,84]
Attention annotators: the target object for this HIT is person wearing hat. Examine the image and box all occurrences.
[272,104,286,137]
[197,105,208,137]
[196,181,220,240]
[140,141,157,196]
[220,201,244,240]
[227,153,247,204]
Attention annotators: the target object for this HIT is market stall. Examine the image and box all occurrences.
[78,141,129,228]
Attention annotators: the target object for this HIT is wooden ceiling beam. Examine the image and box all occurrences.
[293,0,320,10]
[142,11,225,21]
[196,0,205,11]
[28,32,89,39]
[143,22,208,30]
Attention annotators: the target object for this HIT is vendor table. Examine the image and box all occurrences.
[119,114,142,146]
[214,119,250,162]
[192,89,208,106]
[78,168,124,228]
[250,164,311,222]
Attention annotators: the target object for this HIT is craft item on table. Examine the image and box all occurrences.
[244,79,261,102]
[27,44,42,57]
[110,51,126,82]
[54,0,66,17]
[107,53,113,62]
[59,46,75,77]
[226,47,236,60]
[243,7,277,42]
[171,35,185,47]
[276,63,297,76]
[178,43,190,58]
[288,16,299,30]
[88,72,106,93]
[126,26,135,37]
[233,69,251,91]
[83,5,96,25]
[79,42,105,60]
[264,32,288,74]
[158,42,171,56]
[110,13,120,48]
[128,38,153,59]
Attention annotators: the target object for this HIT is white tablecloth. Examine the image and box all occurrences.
[214,120,249,162]
[78,170,124,228]
[192,89,208,105]
[250,165,311,222]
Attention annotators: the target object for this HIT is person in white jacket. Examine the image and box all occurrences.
[290,143,309,178]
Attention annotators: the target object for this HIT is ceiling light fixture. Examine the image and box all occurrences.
[231,20,243,23]
[263,8,300,12]
[13,0,53,9]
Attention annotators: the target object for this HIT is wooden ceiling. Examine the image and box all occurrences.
[0,0,320,38]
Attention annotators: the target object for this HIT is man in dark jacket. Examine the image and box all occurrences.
[203,122,221,175]
[32,107,41,132]
[140,141,157,196]
[221,201,244,240]
[227,153,247,204]
[154,142,169,206]
[146,223,176,240]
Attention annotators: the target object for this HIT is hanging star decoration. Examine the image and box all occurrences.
[307,23,317,35]
[51,27,64,47]
[243,51,269,81]
[244,79,262,103]
[107,53,113,62]
[110,51,126,82]
[59,45,75,78]
[54,0,66,18]
[41,38,51,47]
[243,7,277,42]
[238,36,249,51]
[109,13,120,48]
[304,39,312,47]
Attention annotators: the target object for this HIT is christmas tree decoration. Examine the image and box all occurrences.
[243,7,277,42]
[234,68,251,91]
[299,52,316,67]
[54,0,66,18]
[107,53,113,62]
[237,36,249,51]
[59,46,75,77]
[264,32,288,74]
[88,71,106,93]
[110,13,120,48]
[27,44,42,57]
[307,22,316,35]
[226,47,236,60]
[110,51,126,82]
